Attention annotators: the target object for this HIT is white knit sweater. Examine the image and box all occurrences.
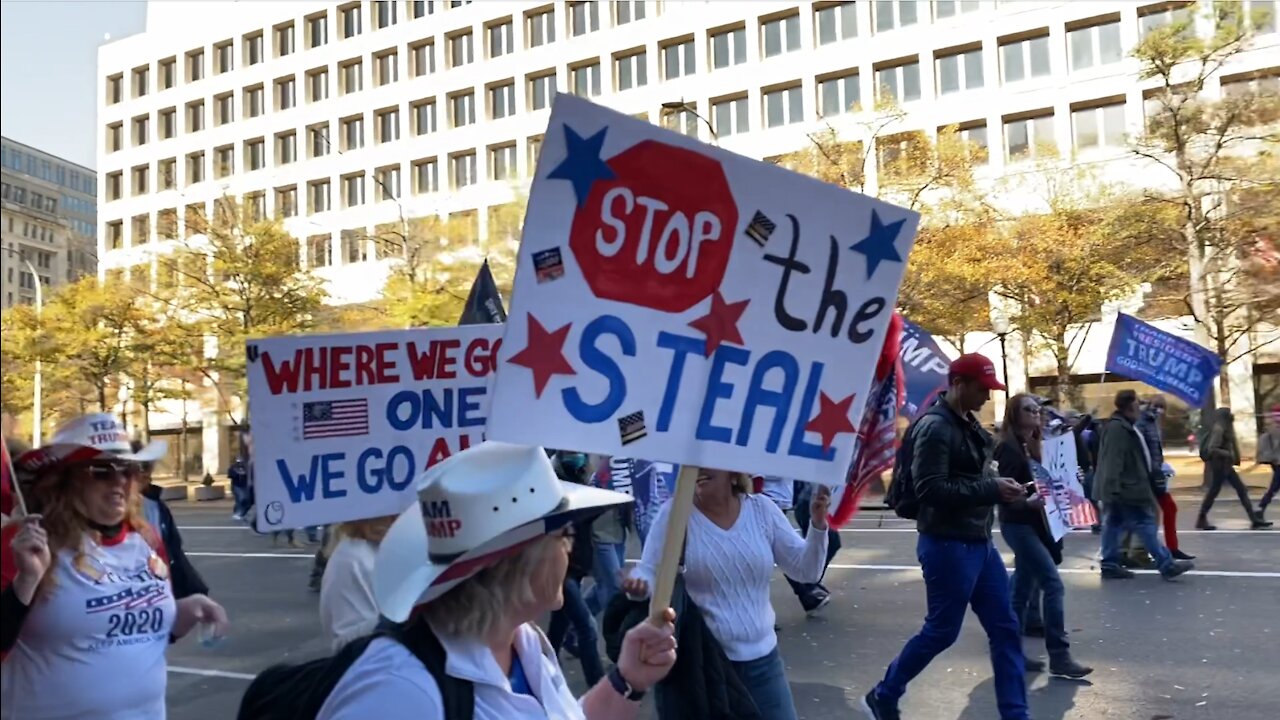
[631,494,828,662]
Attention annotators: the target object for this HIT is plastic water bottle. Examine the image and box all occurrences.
[198,622,225,648]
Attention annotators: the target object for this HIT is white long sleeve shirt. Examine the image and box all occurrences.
[631,494,828,662]
[319,538,381,651]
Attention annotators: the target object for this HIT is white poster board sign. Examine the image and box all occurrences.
[485,95,919,483]
[1033,432,1094,540]
[246,325,502,529]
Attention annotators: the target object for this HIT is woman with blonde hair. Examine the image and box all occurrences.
[1,413,228,720]
[319,514,398,650]
[623,468,831,720]
[312,442,677,719]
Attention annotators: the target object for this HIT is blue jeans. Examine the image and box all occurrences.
[1100,503,1173,573]
[547,577,605,686]
[730,647,798,720]
[231,484,251,517]
[1261,465,1279,510]
[585,541,626,616]
[785,489,840,601]
[874,535,1029,720]
[1001,522,1069,662]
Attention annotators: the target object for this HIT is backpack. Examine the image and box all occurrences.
[236,625,474,720]
[885,417,926,519]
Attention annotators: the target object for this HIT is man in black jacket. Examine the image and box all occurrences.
[863,354,1030,720]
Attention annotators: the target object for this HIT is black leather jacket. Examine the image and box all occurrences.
[912,396,1001,542]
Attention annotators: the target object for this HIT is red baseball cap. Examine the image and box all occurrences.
[950,353,1006,391]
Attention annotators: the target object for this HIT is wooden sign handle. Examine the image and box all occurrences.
[648,464,699,624]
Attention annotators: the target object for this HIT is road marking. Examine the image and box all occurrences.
[180,526,251,530]
[833,527,1274,536]
[169,666,256,680]
[187,551,312,558]
[826,563,1280,578]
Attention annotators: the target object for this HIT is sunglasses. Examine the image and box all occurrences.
[84,461,140,480]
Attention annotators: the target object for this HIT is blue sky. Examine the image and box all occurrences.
[1,0,147,169]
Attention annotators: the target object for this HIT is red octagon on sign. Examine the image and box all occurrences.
[569,139,739,314]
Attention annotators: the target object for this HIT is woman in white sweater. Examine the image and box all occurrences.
[622,469,830,720]
[319,515,396,651]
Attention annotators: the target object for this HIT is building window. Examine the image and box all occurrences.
[616,0,647,25]
[107,221,124,250]
[764,85,804,127]
[411,0,435,19]
[276,131,297,165]
[309,234,331,267]
[490,144,517,181]
[1068,21,1123,71]
[571,62,602,97]
[411,41,436,76]
[132,165,149,196]
[1004,112,1056,161]
[816,2,857,45]
[529,72,556,110]
[413,100,438,135]
[186,100,205,132]
[275,23,295,57]
[451,152,478,189]
[375,166,401,200]
[341,4,363,38]
[712,96,749,136]
[490,82,516,119]
[935,0,980,19]
[133,114,150,146]
[762,14,801,58]
[158,58,176,89]
[413,158,439,194]
[875,0,919,32]
[276,76,296,110]
[308,67,329,102]
[340,59,364,94]
[214,41,233,74]
[528,135,544,168]
[246,192,266,221]
[711,27,747,69]
[309,123,331,158]
[132,215,150,245]
[107,73,123,104]
[132,65,149,98]
[936,48,984,95]
[214,92,234,125]
[376,108,400,143]
[570,1,600,37]
[662,105,699,136]
[1071,102,1127,151]
[375,50,399,85]
[819,72,860,116]
[245,138,266,171]
[159,158,177,189]
[488,20,514,58]
[450,92,476,127]
[528,7,556,47]
[1140,4,1195,36]
[1001,34,1051,84]
[449,31,474,67]
[186,49,204,82]
[341,115,365,151]
[214,145,234,178]
[374,0,397,28]
[876,61,921,104]
[342,229,367,264]
[245,85,265,118]
[245,32,264,66]
[661,39,694,80]
[1223,72,1280,124]
[342,174,365,208]
[159,108,177,139]
[186,151,205,185]
[276,186,298,217]
[307,13,328,48]
[616,50,648,91]
[309,180,331,214]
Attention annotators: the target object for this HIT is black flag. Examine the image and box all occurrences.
[458,259,507,325]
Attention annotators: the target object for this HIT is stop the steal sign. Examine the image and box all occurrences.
[486,95,920,484]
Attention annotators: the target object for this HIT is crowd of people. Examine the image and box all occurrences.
[2,377,1277,719]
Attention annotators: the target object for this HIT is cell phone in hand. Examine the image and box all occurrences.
[1023,482,1038,498]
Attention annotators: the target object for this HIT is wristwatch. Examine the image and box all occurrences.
[607,666,645,701]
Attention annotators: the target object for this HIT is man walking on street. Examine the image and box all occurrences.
[862,354,1032,720]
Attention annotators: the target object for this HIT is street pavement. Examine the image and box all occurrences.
[165,492,1278,720]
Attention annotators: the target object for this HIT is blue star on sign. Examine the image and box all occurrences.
[849,209,907,279]
[547,125,616,208]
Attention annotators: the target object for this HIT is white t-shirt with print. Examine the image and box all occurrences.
[1,530,175,720]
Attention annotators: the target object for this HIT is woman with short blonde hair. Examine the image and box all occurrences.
[319,514,398,650]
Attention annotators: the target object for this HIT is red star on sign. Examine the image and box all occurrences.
[804,392,857,453]
[508,314,576,398]
[687,292,750,356]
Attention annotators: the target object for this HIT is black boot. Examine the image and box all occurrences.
[1171,549,1196,560]
[1252,515,1274,529]
[1195,515,1217,531]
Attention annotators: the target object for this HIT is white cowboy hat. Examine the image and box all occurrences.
[375,441,633,623]
[16,413,168,475]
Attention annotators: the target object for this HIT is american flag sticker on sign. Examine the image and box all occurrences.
[618,411,647,446]
[302,399,371,440]
[744,210,776,247]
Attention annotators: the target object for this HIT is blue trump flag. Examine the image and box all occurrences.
[899,319,953,420]
[1105,313,1222,406]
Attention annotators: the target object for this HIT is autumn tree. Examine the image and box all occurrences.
[1130,0,1280,403]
